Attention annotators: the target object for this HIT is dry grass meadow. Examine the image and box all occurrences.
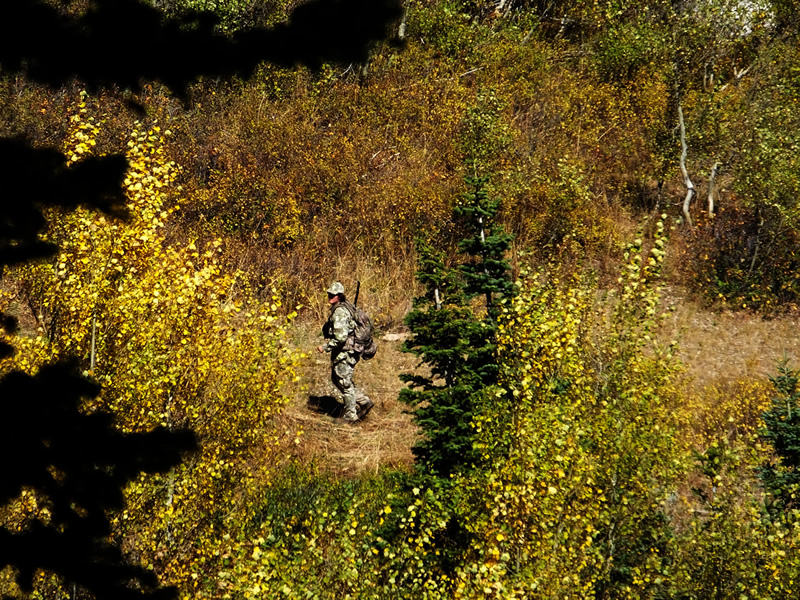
[664,291,800,390]
[280,319,420,477]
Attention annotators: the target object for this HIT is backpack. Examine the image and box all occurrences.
[339,301,378,360]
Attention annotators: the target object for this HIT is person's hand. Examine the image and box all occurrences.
[317,345,325,353]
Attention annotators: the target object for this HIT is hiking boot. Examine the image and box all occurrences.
[356,399,374,420]
[342,404,359,424]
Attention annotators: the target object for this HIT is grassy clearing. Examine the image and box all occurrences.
[279,319,420,476]
[663,288,800,389]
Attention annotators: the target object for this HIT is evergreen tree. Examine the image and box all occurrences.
[456,174,516,322]
[760,362,800,512]
[400,175,514,478]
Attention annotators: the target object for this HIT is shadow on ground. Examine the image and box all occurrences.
[307,394,343,418]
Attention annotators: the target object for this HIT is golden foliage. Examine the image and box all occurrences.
[1,107,303,597]
[452,215,686,597]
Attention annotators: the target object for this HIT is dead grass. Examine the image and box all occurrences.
[278,320,420,477]
[660,287,800,389]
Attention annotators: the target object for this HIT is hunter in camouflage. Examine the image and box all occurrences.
[317,282,373,423]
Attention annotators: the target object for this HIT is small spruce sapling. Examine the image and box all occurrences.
[400,175,513,478]
[760,362,800,512]
[456,174,515,322]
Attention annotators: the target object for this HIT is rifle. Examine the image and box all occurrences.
[353,281,361,308]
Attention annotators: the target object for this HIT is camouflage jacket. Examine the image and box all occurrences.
[322,303,355,354]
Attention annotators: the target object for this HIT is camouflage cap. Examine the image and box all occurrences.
[326,281,345,295]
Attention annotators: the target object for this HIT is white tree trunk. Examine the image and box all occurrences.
[493,0,514,17]
[708,161,720,215]
[398,2,408,40]
[678,106,695,228]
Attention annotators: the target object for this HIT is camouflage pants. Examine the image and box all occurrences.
[331,350,370,421]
